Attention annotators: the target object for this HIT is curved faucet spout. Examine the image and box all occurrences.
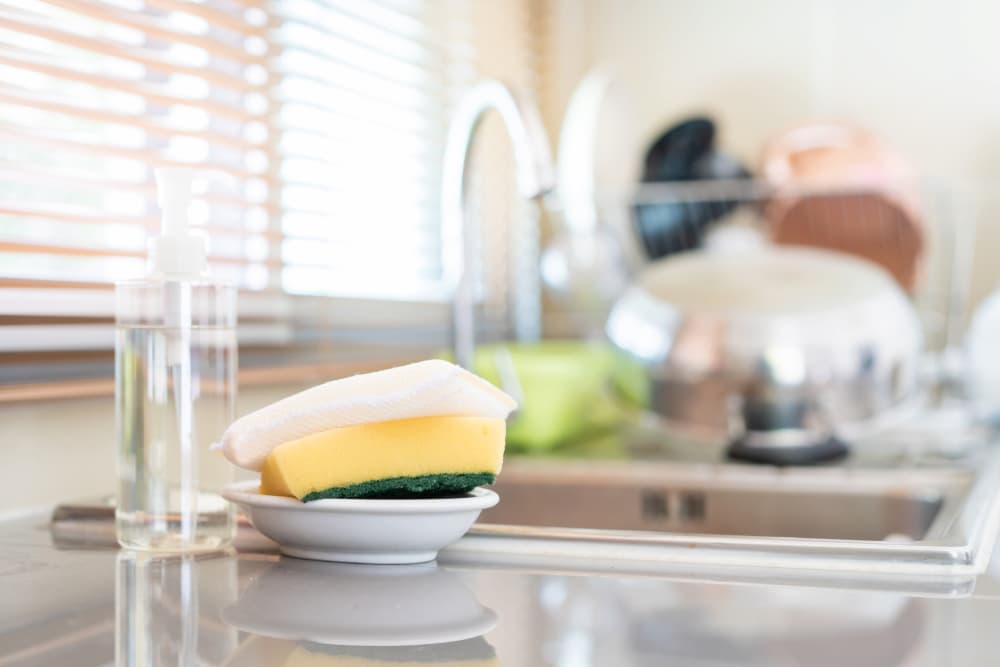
[441,80,556,370]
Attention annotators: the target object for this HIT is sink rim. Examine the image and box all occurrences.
[454,449,1000,577]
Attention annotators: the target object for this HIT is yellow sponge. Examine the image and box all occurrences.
[259,416,505,501]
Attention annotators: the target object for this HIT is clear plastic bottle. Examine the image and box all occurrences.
[115,168,237,552]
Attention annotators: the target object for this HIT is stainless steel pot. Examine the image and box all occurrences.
[605,247,923,462]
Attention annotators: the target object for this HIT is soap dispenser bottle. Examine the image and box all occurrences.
[115,168,237,551]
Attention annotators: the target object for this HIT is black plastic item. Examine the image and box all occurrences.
[641,117,716,182]
[634,116,751,260]
[727,435,849,466]
[633,200,709,258]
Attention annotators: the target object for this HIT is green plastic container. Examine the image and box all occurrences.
[466,341,645,452]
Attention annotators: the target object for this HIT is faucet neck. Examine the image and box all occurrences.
[441,80,556,369]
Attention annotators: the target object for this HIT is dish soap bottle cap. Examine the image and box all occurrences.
[149,167,208,277]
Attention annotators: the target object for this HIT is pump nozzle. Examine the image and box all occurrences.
[150,167,208,277]
[157,167,193,236]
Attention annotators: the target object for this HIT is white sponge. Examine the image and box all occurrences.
[221,359,517,471]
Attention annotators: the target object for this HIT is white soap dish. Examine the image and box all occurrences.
[221,480,498,564]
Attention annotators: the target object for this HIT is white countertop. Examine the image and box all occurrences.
[3,511,1000,666]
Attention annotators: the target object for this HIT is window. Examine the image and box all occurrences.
[272,0,462,299]
[0,0,542,371]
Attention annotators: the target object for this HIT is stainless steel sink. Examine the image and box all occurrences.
[480,462,947,541]
[448,448,1000,578]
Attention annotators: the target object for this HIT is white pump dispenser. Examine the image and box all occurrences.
[149,167,209,277]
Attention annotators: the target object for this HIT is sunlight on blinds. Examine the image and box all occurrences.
[0,0,541,361]
[0,0,478,301]
[0,0,275,291]
[272,0,457,299]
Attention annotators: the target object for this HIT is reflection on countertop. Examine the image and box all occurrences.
[119,552,497,666]
[224,637,497,667]
[4,511,1000,665]
[222,557,496,648]
[117,551,239,666]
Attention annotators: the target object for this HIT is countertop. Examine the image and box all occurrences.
[5,511,1000,666]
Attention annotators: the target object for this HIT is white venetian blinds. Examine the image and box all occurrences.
[0,0,276,292]
[0,0,542,358]
[270,0,458,298]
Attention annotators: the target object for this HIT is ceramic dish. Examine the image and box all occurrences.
[221,557,497,647]
[221,480,499,564]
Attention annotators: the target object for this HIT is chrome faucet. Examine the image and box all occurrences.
[441,80,556,370]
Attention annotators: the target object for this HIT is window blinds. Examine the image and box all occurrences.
[0,0,274,290]
[0,0,542,362]
[270,0,455,299]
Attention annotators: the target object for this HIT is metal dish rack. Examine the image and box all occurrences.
[581,178,980,356]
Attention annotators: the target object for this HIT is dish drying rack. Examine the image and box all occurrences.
[569,178,980,356]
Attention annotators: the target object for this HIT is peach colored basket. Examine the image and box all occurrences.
[761,122,925,292]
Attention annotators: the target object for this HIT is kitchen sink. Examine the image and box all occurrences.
[480,463,946,541]
[445,447,1000,578]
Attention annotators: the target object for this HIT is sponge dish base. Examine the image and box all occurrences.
[222,480,499,564]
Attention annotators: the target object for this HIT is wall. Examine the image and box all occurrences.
[544,0,1000,311]
[0,384,304,515]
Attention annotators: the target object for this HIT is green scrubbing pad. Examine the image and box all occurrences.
[302,472,495,502]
